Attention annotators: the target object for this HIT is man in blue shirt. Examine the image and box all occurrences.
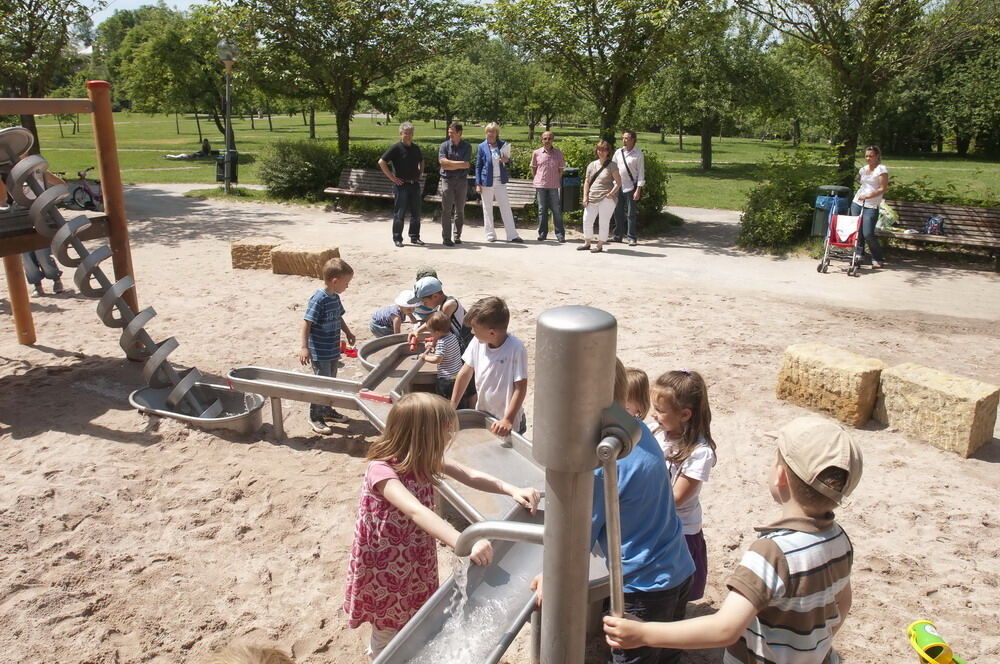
[438,122,472,246]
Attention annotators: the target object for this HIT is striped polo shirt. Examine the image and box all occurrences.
[434,333,463,379]
[304,289,345,362]
[725,515,852,664]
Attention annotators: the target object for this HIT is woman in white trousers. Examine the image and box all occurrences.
[579,140,621,253]
[475,123,522,242]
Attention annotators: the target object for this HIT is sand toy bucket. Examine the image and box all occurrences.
[907,620,967,664]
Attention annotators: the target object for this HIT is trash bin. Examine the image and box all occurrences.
[215,149,239,184]
[811,185,850,236]
[561,167,581,212]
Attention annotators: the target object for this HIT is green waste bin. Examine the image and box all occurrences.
[216,150,239,184]
[811,185,850,236]
[561,167,581,212]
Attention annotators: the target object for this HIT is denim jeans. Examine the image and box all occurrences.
[440,176,467,241]
[850,202,884,262]
[310,359,338,421]
[369,322,394,338]
[392,182,422,242]
[535,187,564,239]
[613,190,638,241]
[611,576,692,664]
[22,248,62,286]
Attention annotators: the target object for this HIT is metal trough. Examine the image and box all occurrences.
[129,381,264,434]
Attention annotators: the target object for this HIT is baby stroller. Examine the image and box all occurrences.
[817,203,863,277]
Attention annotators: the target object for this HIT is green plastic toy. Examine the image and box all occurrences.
[907,620,968,664]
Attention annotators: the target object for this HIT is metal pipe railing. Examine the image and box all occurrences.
[596,435,626,618]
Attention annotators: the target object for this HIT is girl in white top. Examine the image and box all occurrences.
[851,144,889,268]
[650,369,717,601]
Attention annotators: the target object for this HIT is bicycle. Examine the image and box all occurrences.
[66,167,104,211]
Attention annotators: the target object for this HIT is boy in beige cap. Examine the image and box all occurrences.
[604,416,863,664]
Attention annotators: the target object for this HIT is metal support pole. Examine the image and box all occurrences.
[532,306,617,664]
[224,64,232,194]
[270,397,283,440]
[530,608,541,664]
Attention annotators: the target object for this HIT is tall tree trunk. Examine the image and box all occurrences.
[792,118,801,147]
[20,115,40,155]
[678,127,683,151]
[833,85,868,186]
[700,114,715,170]
[599,104,620,143]
[175,112,180,134]
[210,108,226,137]
[302,109,308,125]
[250,112,255,130]
[528,121,537,143]
[195,112,203,142]
[955,133,971,157]
[935,134,943,153]
[309,108,316,139]
[57,115,65,138]
[266,104,273,131]
[334,104,353,153]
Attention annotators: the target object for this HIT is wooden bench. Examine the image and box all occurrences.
[878,200,1000,270]
[323,168,426,200]
[425,177,537,211]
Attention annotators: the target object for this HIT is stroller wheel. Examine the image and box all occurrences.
[816,262,823,273]
[847,265,856,277]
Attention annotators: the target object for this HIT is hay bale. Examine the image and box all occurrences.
[270,244,341,279]
[776,342,886,426]
[874,363,998,458]
[231,237,280,270]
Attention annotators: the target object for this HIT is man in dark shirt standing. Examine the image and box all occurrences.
[437,122,471,246]
[378,122,425,247]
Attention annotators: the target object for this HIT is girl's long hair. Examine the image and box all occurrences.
[624,367,650,419]
[652,370,716,467]
[367,392,458,484]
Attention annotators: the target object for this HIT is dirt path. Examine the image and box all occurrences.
[1,185,997,663]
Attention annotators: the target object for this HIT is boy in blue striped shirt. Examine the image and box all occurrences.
[298,258,355,434]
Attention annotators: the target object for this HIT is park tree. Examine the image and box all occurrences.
[734,0,980,183]
[515,64,575,142]
[93,3,176,96]
[0,0,95,151]
[117,6,232,140]
[228,0,473,152]
[394,57,478,136]
[492,0,696,141]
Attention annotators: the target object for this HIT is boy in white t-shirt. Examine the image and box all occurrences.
[449,296,528,436]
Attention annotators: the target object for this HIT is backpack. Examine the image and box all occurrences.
[923,215,945,235]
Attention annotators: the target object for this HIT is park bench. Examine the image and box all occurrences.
[323,168,426,200]
[878,200,1000,270]
[425,177,537,211]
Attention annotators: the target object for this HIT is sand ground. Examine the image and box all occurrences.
[1,185,998,663]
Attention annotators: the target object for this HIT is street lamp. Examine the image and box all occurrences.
[217,39,240,194]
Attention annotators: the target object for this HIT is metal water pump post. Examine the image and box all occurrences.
[532,306,639,663]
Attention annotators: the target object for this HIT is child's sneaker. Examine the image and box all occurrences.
[310,419,333,434]
[33,284,45,296]
[52,279,64,293]
[326,411,349,424]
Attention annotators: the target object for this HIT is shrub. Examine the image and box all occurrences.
[737,149,837,250]
[259,139,342,200]
[888,176,1000,208]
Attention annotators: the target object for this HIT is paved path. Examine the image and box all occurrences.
[123,184,1000,322]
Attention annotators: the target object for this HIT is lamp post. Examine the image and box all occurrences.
[216,39,239,194]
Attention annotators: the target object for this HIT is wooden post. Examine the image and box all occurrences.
[3,254,36,345]
[86,80,138,313]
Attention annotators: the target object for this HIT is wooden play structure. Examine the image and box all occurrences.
[0,81,137,345]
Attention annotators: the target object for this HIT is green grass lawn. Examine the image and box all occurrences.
[22,112,1000,210]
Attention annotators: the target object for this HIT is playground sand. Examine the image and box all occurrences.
[1,186,998,663]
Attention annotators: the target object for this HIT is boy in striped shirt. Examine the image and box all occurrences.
[420,312,474,407]
[298,258,355,434]
[605,416,863,664]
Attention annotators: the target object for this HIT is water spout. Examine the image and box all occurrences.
[454,521,544,557]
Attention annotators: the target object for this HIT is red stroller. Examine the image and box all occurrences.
[817,209,863,276]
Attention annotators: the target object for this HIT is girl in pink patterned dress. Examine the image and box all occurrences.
[343,392,540,659]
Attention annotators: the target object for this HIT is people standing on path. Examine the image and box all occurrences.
[579,140,621,254]
[378,122,425,248]
[612,130,645,246]
[475,123,523,243]
[530,131,566,243]
[851,145,888,269]
[437,122,471,246]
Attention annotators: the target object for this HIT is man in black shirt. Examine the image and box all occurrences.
[378,122,425,247]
